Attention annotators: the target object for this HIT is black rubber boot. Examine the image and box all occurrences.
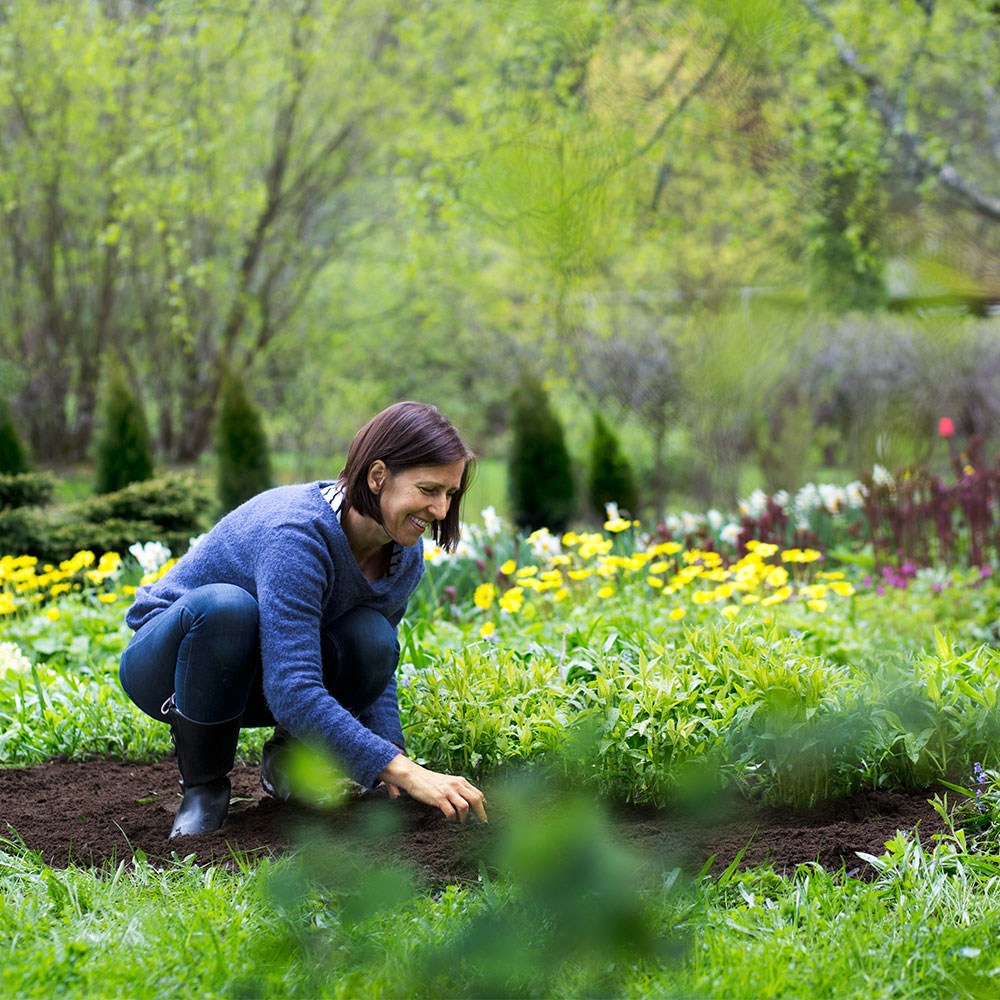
[162,694,242,838]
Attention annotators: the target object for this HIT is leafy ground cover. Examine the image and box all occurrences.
[4,502,1000,997]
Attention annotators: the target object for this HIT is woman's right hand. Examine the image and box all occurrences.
[378,753,487,823]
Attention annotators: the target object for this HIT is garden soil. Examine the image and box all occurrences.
[0,759,949,885]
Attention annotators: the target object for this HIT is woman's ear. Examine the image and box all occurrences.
[367,460,387,494]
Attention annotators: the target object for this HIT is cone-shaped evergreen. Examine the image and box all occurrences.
[587,412,638,516]
[94,364,154,494]
[508,376,575,532]
[0,399,27,475]
[216,368,273,514]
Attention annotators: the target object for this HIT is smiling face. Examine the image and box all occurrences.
[369,459,466,547]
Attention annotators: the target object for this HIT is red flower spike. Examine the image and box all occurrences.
[939,417,955,438]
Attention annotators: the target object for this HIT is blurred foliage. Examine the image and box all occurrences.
[1,0,999,511]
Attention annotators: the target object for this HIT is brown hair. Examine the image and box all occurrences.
[340,401,475,551]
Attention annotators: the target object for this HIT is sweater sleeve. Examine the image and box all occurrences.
[255,523,399,787]
[357,672,405,752]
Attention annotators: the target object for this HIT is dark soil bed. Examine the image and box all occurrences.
[0,759,950,885]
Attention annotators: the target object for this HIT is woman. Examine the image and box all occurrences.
[119,401,488,837]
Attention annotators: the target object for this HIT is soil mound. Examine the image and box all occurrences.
[0,760,947,884]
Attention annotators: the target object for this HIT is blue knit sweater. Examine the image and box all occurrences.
[125,482,425,787]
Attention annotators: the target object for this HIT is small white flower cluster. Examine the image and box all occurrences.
[738,474,872,531]
[128,540,172,575]
[527,527,561,561]
[659,508,743,550]
[0,641,32,681]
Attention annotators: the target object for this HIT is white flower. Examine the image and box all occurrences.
[872,464,894,488]
[738,489,769,519]
[680,511,702,534]
[720,523,742,547]
[187,533,207,553]
[0,641,32,681]
[604,501,620,521]
[664,514,682,534]
[423,542,449,566]
[772,489,791,512]
[845,481,866,508]
[707,508,724,532]
[452,539,477,561]
[818,483,845,514]
[480,506,504,537]
[128,541,172,575]
[527,527,561,561]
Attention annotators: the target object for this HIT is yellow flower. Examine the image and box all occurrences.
[549,554,572,566]
[604,517,632,533]
[473,583,495,610]
[553,588,569,602]
[720,604,740,619]
[0,593,17,615]
[668,607,686,620]
[692,590,716,605]
[818,571,845,581]
[647,576,664,589]
[98,593,119,604]
[499,587,524,614]
[50,583,72,597]
[499,559,517,575]
[568,569,593,581]
[479,621,496,638]
[561,532,581,547]
[741,594,760,605]
[806,599,827,612]
[539,570,563,584]
[122,585,137,596]
[830,581,855,597]
[748,541,779,558]
[765,567,789,588]
[761,586,792,606]
[44,608,61,621]
[652,541,683,556]
[516,565,538,578]
[597,586,615,599]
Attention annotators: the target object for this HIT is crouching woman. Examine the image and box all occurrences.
[119,401,487,837]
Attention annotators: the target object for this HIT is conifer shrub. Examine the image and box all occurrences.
[0,398,27,475]
[587,412,638,516]
[508,376,575,532]
[10,472,212,562]
[94,363,154,494]
[0,472,55,512]
[215,369,273,514]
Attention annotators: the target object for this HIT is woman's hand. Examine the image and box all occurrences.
[378,753,487,823]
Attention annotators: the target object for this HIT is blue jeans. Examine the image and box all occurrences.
[119,584,398,727]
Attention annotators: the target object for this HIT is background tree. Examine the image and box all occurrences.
[508,376,575,532]
[0,398,27,476]
[215,369,273,515]
[93,362,154,495]
[587,412,638,517]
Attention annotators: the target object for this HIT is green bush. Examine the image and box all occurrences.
[94,363,155,494]
[508,376,575,532]
[6,472,213,562]
[78,472,211,533]
[587,412,638,516]
[0,398,27,475]
[215,369,273,514]
[0,471,55,512]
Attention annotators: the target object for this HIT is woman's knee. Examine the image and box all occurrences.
[179,583,259,635]
[326,607,398,679]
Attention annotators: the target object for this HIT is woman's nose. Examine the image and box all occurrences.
[429,494,450,520]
